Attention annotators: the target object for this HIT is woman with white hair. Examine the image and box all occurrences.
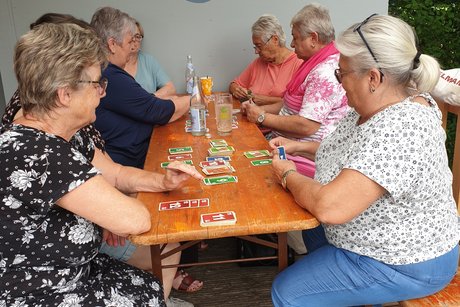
[270,13,459,306]
[229,14,302,106]
[242,4,348,178]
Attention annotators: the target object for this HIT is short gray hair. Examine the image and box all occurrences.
[291,3,335,44]
[335,14,440,92]
[90,6,136,52]
[252,14,286,47]
[14,23,105,116]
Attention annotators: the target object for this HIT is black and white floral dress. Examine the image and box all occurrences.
[0,125,165,306]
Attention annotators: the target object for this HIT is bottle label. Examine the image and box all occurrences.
[186,79,194,94]
[190,108,206,132]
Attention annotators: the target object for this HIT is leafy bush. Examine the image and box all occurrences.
[389,0,459,166]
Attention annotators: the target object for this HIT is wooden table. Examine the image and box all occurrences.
[130,96,319,281]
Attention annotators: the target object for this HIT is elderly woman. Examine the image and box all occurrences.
[91,7,189,169]
[242,4,349,178]
[270,14,459,306]
[229,14,302,106]
[1,13,199,307]
[125,19,176,98]
[0,22,204,306]
[91,7,203,300]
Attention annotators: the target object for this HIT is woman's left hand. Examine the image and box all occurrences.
[272,150,297,184]
[163,161,204,190]
[242,102,264,123]
[103,228,126,247]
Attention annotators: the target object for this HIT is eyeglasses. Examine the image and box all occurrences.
[334,68,354,84]
[77,77,108,96]
[133,34,143,42]
[353,14,384,81]
[253,35,273,51]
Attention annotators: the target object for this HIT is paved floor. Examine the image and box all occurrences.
[171,237,278,307]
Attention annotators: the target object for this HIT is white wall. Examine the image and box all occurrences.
[0,0,388,111]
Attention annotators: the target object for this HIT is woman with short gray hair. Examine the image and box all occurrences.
[91,7,200,306]
[1,21,175,306]
[230,14,302,106]
[242,3,348,178]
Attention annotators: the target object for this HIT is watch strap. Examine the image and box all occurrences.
[281,169,296,190]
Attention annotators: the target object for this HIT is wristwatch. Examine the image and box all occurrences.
[281,169,296,190]
[256,111,266,125]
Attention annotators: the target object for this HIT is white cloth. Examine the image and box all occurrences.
[431,68,460,106]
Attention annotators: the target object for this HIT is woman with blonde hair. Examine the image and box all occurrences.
[270,13,459,306]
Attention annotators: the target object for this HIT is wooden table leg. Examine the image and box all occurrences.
[277,232,288,271]
[150,244,163,283]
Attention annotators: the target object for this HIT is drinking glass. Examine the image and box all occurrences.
[215,93,233,136]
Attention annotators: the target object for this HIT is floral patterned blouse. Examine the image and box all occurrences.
[316,94,459,265]
[0,125,165,306]
[274,53,349,143]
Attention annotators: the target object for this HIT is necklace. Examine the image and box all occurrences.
[358,100,402,125]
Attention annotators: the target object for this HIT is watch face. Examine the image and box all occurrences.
[257,113,265,123]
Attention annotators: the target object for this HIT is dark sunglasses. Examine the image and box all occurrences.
[353,14,384,82]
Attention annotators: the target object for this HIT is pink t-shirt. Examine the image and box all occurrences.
[233,52,302,97]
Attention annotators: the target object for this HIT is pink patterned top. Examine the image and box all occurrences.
[273,53,349,143]
[271,53,349,178]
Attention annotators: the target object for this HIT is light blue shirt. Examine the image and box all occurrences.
[135,51,170,94]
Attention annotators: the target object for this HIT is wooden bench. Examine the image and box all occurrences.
[399,100,460,306]
[399,270,460,306]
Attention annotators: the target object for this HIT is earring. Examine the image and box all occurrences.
[370,87,375,93]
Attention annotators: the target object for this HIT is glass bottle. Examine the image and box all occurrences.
[185,55,195,94]
[190,76,206,136]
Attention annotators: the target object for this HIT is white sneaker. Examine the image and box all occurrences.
[166,296,194,307]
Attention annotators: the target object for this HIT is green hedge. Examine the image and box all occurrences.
[389,0,459,167]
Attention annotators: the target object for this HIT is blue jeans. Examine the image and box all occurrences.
[99,239,137,262]
[271,226,459,307]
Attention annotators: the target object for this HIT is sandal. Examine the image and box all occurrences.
[172,269,203,293]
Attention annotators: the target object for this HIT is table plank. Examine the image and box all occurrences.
[130,98,318,245]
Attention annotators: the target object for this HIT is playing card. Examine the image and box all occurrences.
[244,150,270,158]
[161,160,193,168]
[168,154,193,161]
[200,211,237,227]
[232,123,239,129]
[206,156,231,162]
[185,127,192,133]
[202,165,235,175]
[250,159,272,166]
[199,160,228,168]
[203,175,238,185]
[278,146,286,160]
[210,139,228,147]
[208,146,235,156]
[159,198,209,211]
[169,146,193,154]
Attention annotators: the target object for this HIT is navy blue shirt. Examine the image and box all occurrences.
[95,63,175,168]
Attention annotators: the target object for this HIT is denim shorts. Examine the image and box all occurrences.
[99,239,137,262]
